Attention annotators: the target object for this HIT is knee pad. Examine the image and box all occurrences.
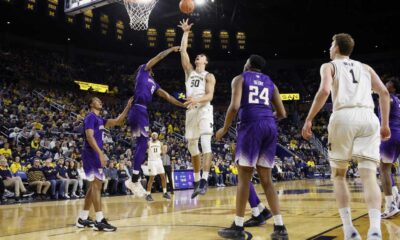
[200,135,212,154]
[188,139,200,156]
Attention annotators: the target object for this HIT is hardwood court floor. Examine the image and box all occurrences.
[1,179,400,240]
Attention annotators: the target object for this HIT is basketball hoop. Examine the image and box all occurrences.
[123,0,159,31]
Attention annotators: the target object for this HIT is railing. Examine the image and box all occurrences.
[310,135,328,162]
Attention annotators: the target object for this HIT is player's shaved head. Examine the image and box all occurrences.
[248,54,266,70]
[332,33,355,56]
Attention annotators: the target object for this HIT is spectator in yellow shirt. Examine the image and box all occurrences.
[0,143,12,159]
[10,157,23,174]
[31,137,40,149]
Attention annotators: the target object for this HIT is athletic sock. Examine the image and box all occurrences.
[79,210,89,220]
[194,172,201,182]
[163,188,167,194]
[273,215,283,226]
[393,186,399,196]
[339,208,353,233]
[251,207,260,217]
[95,211,104,222]
[202,171,209,181]
[234,216,244,227]
[257,203,265,212]
[146,191,151,195]
[385,195,394,210]
[368,209,381,234]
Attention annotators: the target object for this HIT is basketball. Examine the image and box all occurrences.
[179,0,195,14]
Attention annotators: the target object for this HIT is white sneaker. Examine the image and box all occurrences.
[345,227,361,240]
[64,194,70,199]
[381,201,400,219]
[131,182,146,197]
[367,228,382,240]
[395,193,400,209]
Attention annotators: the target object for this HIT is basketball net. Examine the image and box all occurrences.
[123,0,159,31]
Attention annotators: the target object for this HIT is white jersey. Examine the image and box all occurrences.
[148,140,161,161]
[331,58,374,112]
[185,70,210,106]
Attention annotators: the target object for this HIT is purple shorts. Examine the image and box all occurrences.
[81,149,105,181]
[235,119,277,168]
[128,105,149,138]
[380,131,400,163]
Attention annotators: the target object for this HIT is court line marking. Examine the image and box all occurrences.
[305,213,368,240]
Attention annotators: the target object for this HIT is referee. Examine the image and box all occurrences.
[161,145,174,194]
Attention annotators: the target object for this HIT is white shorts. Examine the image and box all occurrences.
[147,160,165,176]
[185,104,214,140]
[328,108,380,170]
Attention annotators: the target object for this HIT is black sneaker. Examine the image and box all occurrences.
[191,181,200,199]
[93,218,117,232]
[271,224,289,240]
[76,217,95,228]
[146,194,154,202]
[261,208,273,220]
[199,179,208,195]
[243,214,266,227]
[163,192,171,200]
[218,222,245,239]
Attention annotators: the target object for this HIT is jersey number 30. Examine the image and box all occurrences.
[249,86,269,105]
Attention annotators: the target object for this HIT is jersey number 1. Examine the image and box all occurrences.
[349,69,358,84]
[249,86,269,105]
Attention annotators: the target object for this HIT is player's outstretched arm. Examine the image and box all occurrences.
[368,64,391,140]
[105,97,133,128]
[184,73,216,108]
[145,46,180,71]
[178,19,194,76]
[156,88,185,108]
[215,75,243,141]
[302,63,333,140]
[271,85,287,121]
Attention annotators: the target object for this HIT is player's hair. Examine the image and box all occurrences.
[332,33,355,56]
[389,77,400,92]
[198,53,209,63]
[87,96,96,108]
[249,54,266,70]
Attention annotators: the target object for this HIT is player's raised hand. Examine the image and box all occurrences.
[215,128,227,141]
[178,18,193,32]
[381,125,391,141]
[301,120,313,141]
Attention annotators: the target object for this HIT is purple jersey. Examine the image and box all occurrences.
[134,64,161,106]
[388,94,400,132]
[238,71,275,123]
[83,112,107,150]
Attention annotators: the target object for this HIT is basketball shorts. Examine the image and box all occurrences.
[147,159,165,176]
[235,119,277,168]
[380,130,400,164]
[128,105,149,138]
[81,149,105,181]
[328,108,380,170]
[185,104,214,140]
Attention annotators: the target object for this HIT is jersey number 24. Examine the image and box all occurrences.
[249,86,269,105]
